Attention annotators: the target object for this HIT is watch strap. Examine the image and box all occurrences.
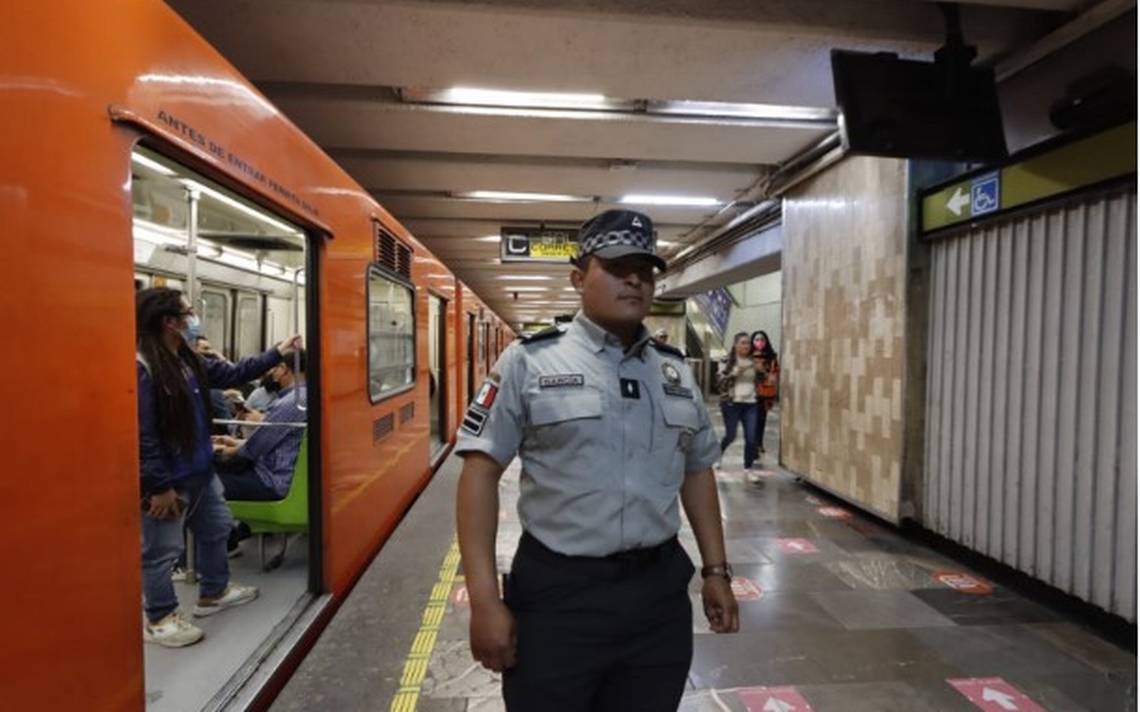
[700,563,733,580]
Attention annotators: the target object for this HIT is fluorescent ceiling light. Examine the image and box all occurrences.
[496,275,551,281]
[459,190,591,203]
[501,286,549,292]
[475,235,501,242]
[620,194,721,207]
[182,179,300,235]
[437,87,612,110]
[132,152,176,176]
[657,240,677,247]
[649,99,837,123]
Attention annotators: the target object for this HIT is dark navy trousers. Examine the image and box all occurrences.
[502,533,694,712]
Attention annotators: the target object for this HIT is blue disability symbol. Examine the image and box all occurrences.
[970,174,1000,217]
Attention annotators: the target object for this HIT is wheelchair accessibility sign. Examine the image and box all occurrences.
[970,173,1000,217]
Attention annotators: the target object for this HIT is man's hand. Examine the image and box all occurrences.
[276,335,303,357]
[701,576,739,633]
[147,489,182,520]
[469,598,517,672]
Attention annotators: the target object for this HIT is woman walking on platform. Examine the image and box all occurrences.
[716,332,760,469]
[751,330,779,462]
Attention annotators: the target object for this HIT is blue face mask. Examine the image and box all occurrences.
[181,314,202,344]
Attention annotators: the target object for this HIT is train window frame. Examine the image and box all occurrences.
[198,286,231,358]
[366,263,417,404]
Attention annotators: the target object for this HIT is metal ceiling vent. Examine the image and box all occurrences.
[374,220,412,278]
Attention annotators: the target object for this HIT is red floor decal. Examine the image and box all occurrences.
[731,577,763,601]
[933,571,994,595]
[947,678,1047,711]
[777,538,819,554]
[738,686,813,711]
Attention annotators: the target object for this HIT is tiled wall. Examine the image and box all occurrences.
[781,157,908,521]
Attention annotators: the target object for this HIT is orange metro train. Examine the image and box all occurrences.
[2,2,516,709]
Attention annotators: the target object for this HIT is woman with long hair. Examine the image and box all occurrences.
[136,287,301,648]
[715,332,760,469]
[750,330,779,461]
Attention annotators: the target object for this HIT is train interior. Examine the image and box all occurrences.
[130,147,315,712]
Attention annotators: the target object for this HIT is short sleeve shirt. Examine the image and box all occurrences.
[455,312,721,556]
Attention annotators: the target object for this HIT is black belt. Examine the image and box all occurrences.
[518,531,678,574]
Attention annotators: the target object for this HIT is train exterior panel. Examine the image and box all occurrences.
[1,2,512,708]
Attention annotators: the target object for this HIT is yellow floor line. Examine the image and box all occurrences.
[388,538,461,712]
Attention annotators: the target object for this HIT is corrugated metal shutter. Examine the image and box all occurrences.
[923,183,1137,621]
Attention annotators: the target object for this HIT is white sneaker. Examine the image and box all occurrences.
[144,612,204,648]
[171,565,187,582]
[193,583,258,617]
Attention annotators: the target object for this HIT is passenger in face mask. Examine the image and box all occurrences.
[244,370,281,413]
[135,287,302,648]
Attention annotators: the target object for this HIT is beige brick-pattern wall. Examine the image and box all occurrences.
[781,157,907,521]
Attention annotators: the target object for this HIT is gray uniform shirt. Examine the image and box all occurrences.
[455,311,721,556]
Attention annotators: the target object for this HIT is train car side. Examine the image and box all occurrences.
[1,1,500,708]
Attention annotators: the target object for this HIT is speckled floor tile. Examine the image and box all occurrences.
[824,558,940,590]
[911,586,1061,626]
[810,590,956,630]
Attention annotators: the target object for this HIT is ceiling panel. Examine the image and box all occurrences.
[372,196,720,225]
[172,0,1059,105]
[268,93,832,164]
[334,152,765,198]
[167,0,1073,327]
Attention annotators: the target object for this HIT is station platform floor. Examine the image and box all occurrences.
[273,407,1136,711]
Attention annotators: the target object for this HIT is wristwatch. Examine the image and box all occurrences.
[700,562,733,582]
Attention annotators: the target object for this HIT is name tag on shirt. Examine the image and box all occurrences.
[539,374,585,389]
[663,384,693,398]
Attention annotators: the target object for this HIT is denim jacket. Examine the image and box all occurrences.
[138,348,284,495]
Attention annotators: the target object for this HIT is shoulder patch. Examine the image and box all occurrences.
[650,338,684,359]
[520,325,566,344]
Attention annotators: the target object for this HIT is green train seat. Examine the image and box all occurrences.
[227,432,308,571]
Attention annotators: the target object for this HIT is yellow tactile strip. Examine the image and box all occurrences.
[388,539,461,712]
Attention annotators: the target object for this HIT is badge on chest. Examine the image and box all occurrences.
[660,361,692,398]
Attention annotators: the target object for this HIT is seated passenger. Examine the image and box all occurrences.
[244,370,281,412]
[214,350,307,501]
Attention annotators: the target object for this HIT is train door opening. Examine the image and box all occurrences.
[427,294,447,452]
[466,312,476,405]
[130,146,318,712]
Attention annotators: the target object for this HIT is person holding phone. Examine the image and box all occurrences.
[750,330,779,460]
[136,287,301,648]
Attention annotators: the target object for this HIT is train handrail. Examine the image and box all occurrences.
[292,267,307,413]
[212,419,307,429]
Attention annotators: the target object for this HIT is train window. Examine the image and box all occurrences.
[367,266,415,402]
[235,293,262,359]
[199,288,230,356]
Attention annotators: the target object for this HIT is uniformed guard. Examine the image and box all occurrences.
[455,209,739,711]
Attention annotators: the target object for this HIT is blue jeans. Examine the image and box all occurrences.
[219,468,279,501]
[141,475,233,622]
[719,402,759,468]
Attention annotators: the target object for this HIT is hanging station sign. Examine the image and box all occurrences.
[921,121,1136,235]
[500,226,579,263]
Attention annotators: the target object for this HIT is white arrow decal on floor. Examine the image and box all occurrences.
[763,698,795,712]
[982,687,1018,710]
